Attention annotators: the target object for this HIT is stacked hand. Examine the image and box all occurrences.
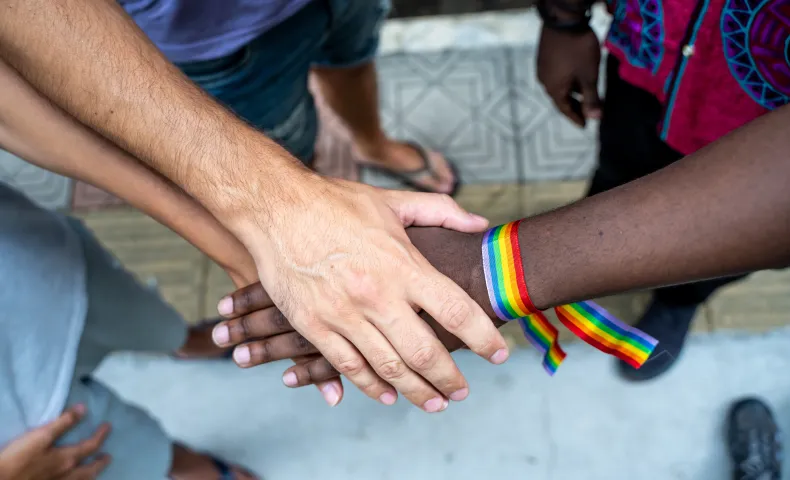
[214,280,472,406]
[223,177,507,412]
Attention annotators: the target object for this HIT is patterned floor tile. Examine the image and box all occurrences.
[0,150,73,209]
[77,209,209,323]
[363,48,518,188]
[511,48,598,181]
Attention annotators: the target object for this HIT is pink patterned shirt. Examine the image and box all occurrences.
[604,0,790,154]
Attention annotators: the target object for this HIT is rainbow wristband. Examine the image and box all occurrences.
[481,220,658,374]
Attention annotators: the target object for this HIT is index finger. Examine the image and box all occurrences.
[410,262,509,365]
[36,404,86,444]
[217,281,273,318]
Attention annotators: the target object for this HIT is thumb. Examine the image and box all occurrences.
[383,190,489,233]
[580,78,602,120]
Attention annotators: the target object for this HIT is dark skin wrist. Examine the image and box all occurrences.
[405,228,504,351]
[541,0,594,22]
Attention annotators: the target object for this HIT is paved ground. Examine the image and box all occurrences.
[96,328,790,479]
[2,8,790,479]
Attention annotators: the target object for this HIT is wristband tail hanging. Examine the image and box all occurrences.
[482,220,658,374]
[482,222,566,374]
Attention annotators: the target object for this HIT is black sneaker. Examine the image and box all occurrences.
[617,298,697,381]
[727,397,782,480]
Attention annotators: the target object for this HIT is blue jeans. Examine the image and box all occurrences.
[177,0,390,164]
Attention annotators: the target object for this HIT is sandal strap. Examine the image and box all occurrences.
[397,141,438,182]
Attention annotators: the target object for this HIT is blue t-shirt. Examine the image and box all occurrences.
[120,0,313,63]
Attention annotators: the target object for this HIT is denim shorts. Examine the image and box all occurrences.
[178,0,390,164]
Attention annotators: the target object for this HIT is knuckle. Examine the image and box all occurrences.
[61,456,77,472]
[440,300,473,331]
[306,360,338,383]
[273,309,289,330]
[476,333,500,356]
[377,358,407,381]
[344,271,378,301]
[436,193,454,206]
[299,365,314,384]
[408,345,439,371]
[237,288,254,312]
[334,356,366,377]
[249,342,271,363]
[293,334,311,351]
[239,315,253,340]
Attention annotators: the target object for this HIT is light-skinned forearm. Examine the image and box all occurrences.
[0,59,257,286]
[0,0,307,228]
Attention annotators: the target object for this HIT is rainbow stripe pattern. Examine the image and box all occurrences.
[482,220,658,374]
[482,221,567,374]
[555,302,657,369]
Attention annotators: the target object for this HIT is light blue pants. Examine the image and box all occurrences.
[55,219,188,480]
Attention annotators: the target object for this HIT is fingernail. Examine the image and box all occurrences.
[282,372,298,387]
[449,388,469,402]
[233,346,250,366]
[423,397,448,413]
[73,403,86,415]
[490,348,509,364]
[321,384,340,407]
[212,324,230,346]
[217,296,233,316]
[379,392,397,405]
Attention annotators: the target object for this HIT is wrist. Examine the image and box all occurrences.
[211,149,316,241]
[538,0,593,34]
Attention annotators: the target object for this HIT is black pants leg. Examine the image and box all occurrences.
[589,57,745,307]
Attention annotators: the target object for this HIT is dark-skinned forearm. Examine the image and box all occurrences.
[409,105,790,335]
[522,105,790,309]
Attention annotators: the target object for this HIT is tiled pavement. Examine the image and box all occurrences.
[2,12,788,341]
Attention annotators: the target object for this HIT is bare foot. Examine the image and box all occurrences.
[173,320,231,360]
[356,139,457,194]
[169,444,258,480]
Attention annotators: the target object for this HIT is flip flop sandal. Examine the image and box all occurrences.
[210,455,258,480]
[360,141,462,197]
[170,317,234,360]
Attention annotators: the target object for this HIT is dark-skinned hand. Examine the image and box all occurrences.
[536,25,602,127]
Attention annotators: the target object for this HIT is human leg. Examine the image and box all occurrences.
[311,0,458,194]
[56,219,256,478]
